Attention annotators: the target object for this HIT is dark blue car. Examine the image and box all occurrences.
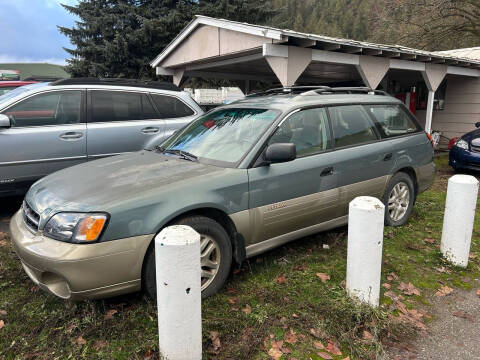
[449,122,480,171]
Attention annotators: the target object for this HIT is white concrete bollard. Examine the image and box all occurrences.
[155,225,202,360]
[441,175,479,268]
[346,196,385,307]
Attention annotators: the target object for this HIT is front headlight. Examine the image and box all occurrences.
[455,139,469,150]
[44,212,108,243]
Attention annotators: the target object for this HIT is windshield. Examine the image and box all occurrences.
[0,82,48,105]
[160,108,280,166]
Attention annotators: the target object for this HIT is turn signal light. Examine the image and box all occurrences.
[426,132,434,145]
[76,216,107,242]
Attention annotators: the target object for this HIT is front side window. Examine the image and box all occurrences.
[151,94,194,118]
[160,108,279,165]
[91,91,155,122]
[3,90,81,127]
[269,108,331,157]
[328,105,378,148]
[366,104,419,137]
[0,86,17,95]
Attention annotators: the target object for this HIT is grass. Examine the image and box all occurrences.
[1,154,479,359]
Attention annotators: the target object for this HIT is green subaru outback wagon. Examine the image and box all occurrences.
[10,86,435,300]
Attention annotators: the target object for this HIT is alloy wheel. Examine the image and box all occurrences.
[388,182,410,222]
[200,235,221,291]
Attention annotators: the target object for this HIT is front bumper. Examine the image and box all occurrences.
[10,210,153,300]
[449,147,480,171]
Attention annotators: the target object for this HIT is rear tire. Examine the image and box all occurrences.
[143,215,232,300]
[383,172,415,226]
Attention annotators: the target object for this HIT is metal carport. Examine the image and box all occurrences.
[151,16,480,138]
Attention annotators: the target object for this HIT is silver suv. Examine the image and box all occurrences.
[0,78,203,196]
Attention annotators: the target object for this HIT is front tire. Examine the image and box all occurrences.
[143,215,233,300]
[383,172,415,226]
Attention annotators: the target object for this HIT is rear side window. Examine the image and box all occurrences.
[366,104,419,137]
[3,90,82,127]
[328,105,378,148]
[91,91,156,122]
[151,94,194,118]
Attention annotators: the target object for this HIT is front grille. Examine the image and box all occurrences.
[22,201,40,232]
[471,144,480,153]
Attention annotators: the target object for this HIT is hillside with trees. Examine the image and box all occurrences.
[59,0,480,79]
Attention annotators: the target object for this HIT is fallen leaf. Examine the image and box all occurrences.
[435,286,453,297]
[476,289,480,297]
[104,309,118,320]
[94,340,107,350]
[434,266,450,273]
[387,273,399,281]
[30,286,39,293]
[275,275,287,284]
[0,320,4,329]
[382,283,391,290]
[0,310,6,316]
[316,273,330,283]
[325,340,342,355]
[469,253,476,259]
[66,323,77,332]
[292,313,298,318]
[342,357,351,360]
[340,280,346,289]
[74,336,86,345]
[309,328,326,339]
[144,350,153,359]
[0,240,7,247]
[228,297,238,304]
[397,282,420,296]
[423,238,435,244]
[323,244,330,249]
[293,262,307,271]
[226,287,236,295]
[317,351,333,359]
[210,331,221,354]
[313,341,325,350]
[453,311,474,322]
[284,329,298,344]
[384,291,404,303]
[241,304,252,315]
[362,330,373,340]
[268,347,283,360]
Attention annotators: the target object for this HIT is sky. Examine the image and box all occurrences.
[0,0,78,65]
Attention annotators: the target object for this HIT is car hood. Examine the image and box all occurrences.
[26,151,224,218]
[462,128,480,141]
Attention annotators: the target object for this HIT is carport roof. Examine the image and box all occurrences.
[151,16,480,69]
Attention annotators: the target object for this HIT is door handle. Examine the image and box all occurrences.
[383,153,393,161]
[60,132,83,140]
[141,127,160,134]
[320,166,334,177]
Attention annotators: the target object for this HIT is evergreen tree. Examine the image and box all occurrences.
[59,0,276,79]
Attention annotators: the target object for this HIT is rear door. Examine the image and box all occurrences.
[86,89,165,159]
[247,107,340,246]
[0,90,86,193]
[327,104,395,215]
[150,93,198,139]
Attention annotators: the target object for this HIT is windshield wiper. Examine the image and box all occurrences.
[162,149,198,162]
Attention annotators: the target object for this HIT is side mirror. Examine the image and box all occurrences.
[0,114,11,129]
[265,143,296,164]
[475,122,480,128]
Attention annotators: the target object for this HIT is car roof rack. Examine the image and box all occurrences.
[247,86,388,97]
[23,76,65,82]
[49,77,181,91]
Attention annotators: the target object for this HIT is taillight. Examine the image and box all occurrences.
[426,132,434,145]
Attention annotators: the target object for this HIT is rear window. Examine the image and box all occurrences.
[151,94,194,118]
[366,104,419,137]
[328,105,379,148]
[91,91,156,122]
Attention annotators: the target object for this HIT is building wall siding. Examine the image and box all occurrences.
[431,75,480,139]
